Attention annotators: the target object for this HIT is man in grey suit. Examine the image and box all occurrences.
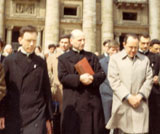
[99,40,120,134]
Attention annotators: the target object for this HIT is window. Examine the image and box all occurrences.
[123,12,137,21]
[64,7,77,16]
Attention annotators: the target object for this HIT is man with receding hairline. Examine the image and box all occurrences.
[107,34,152,134]
[58,29,106,134]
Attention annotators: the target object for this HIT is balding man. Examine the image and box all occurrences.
[107,34,153,134]
[58,29,106,134]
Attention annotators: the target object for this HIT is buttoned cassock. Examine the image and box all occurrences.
[58,50,106,134]
[1,52,53,134]
[106,50,153,133]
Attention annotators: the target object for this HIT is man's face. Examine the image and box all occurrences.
[6,46,12,54]
[71,34,85,51]
[139,36,150,51]
[103,43,109,54]
[150,44,160,54]
[124,36,139,58]
[18,32,37,53]
[49,47,55,53]
[108,46,119,56]
[59,38,70,51]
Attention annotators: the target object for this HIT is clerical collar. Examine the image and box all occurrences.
[21,47,33,57]
[138,49,148,54]
[72,48,81,53]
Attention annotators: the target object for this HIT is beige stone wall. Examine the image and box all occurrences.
[2,0,157,53]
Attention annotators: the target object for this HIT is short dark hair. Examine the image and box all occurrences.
[48,44,56,49]
[108,40,120,48]
[103,39,111,46]
[150,39,160,46]
[0,38,4,48]
[124,34,139,44]
[19,25,38,37]
[139,34,150,39]
[59,34,70,41]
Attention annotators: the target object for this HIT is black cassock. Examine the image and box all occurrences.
[58,49,106,134]
[0,52,53,134]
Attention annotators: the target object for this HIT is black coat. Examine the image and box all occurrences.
[58,50,106,134]
[139,51,160,134]
[1,52,53,134]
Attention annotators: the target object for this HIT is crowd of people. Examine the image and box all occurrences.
[0,25,159,134]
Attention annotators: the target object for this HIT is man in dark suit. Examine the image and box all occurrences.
[58,29,106,134]
[99,39,111,59]
[99,40,119,134]
[138,34,160,134]
[149,39,160,54]
[0,25,53,134]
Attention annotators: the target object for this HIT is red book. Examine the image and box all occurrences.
[74,57,95,75]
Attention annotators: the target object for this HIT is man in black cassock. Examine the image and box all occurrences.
[0,25,53,134]
[58,29,106,134]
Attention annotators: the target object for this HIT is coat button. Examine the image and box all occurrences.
[35,123,38,128]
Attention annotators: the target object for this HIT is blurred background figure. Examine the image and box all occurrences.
[45,44,56,59]
[35,46,45,59]
[149,39,160,54]
[99,40,120,134]
[99,39,111,59]
[47,34,70,113]
[3,44,13,56]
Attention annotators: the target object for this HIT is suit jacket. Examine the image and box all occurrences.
[1,52,53,134]
[58,49,106,134]
[106,50,153,133]
[99,56,113,125]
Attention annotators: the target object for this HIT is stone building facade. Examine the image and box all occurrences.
[0,0,160,53]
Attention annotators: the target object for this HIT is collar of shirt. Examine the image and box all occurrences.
[72,48,81,53]
[121,49,141,60]
[138,49,148,54]
[21,47,33,57]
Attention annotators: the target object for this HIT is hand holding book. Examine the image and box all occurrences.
[80,73,93,85]
[75,57,94,85]
[74,57,95,75]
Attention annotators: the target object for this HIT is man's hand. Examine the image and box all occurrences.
[127,94,142,108]
[153,75,159,84]
[0,118,5,130]
[127,95,138,108]
[46,120,52,134]
[80,73,93,85]
[135,94,143,104]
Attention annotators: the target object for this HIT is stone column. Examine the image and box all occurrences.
[101,0,114,46]
[83,0,96,52]
[6,26,13,45]
[44,0,59,52]
[149,0,160,39]
[0,0,5,40]
[37,27,42,46]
